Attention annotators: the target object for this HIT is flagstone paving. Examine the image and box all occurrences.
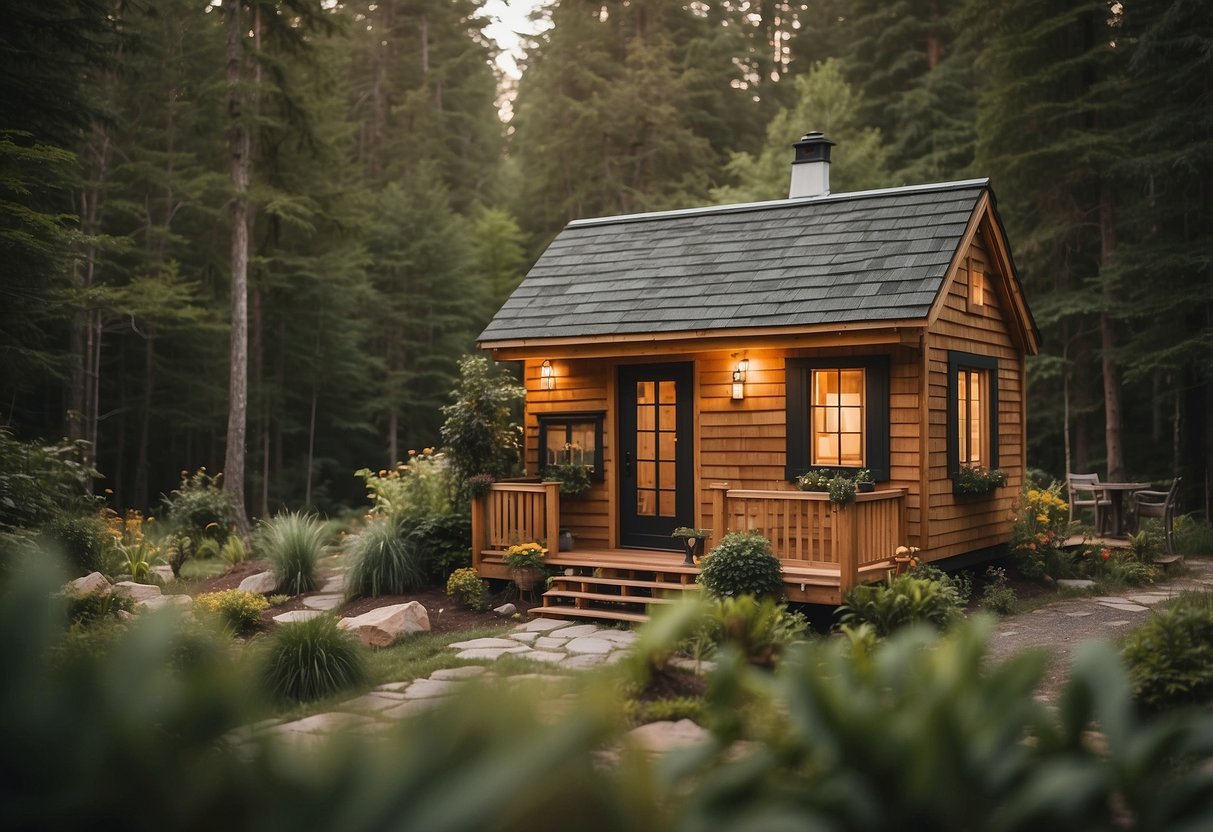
[244,558,1213,749]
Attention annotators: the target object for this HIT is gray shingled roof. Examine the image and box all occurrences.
[478,179,990,343]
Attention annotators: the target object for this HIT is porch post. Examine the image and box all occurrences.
[709,482,730,550]
[543,480,561,553]
[838,504,860,595]
[470,491,487,573]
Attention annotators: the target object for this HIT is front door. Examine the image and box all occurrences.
[618,363,694,550]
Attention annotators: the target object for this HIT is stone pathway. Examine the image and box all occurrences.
[251,618,635,747]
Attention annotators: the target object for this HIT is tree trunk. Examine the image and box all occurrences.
[224,0,251,537]
[1099,182,1125,481]
[134,326,155,510]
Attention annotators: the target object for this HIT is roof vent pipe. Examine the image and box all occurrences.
[789,131,835,199]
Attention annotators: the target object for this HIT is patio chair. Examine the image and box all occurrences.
[1133,477,1181,558]
[1067,473,1111,535]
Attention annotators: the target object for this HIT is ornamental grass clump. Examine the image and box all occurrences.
[344,516,426,599]
[261,614,367,703]
[697,531,783,599]
[256,511,325,595]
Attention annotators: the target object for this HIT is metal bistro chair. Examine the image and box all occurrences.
[1133,477,1182,557]
[1067,473,1111,535]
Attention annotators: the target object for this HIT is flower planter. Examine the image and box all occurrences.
[510,567,544,592]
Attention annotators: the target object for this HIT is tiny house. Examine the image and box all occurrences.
[472,133,1039,615]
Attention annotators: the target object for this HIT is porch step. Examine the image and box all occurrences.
[534,572,701,624]
[529,606,650,624]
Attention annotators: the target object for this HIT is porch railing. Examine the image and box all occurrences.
[471,480,561,570]
[710,484,906,594]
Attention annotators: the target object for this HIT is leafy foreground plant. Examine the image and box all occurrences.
[1122,591,1213,712]
[260,614,367,704]
[836,572,964,636]
[6,556,1213,832]
[344,516,426,599]
[195,589,269,635]
[256,511,325,595]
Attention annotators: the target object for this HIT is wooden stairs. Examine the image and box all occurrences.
[528,549,701,624]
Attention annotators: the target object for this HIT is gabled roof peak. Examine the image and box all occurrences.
[567,178,992,230]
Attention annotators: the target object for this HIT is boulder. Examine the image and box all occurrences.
[493,603,517,616]
[338,602,430,648]
[69,572,111,595]
[150,565,175,584]
[141,594,193,613]
[113,581,162,603]
[238,570,280,595]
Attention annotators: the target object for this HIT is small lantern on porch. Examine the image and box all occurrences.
[540,359,555,391]
[731,358,749,400]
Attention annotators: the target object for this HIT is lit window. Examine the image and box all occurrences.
[812,368,865,467]
[537,413,604,480]
[956,367,986,466]
[947,352,1000,486]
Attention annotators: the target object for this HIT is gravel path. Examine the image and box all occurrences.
[984,557,1213,699]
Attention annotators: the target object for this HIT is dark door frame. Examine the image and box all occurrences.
[617,362,695,550]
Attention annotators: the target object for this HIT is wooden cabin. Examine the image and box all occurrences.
[471,134,1040,619]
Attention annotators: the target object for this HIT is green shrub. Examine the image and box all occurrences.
[344,516,425,599]
[0,429,98,536]
[162,468,235,540]
[39,514,109,576]
[440,355,526,500]
[266,594,290,607]
[412,512,472,581]
[837,573,964,637]
[256,511,325,595]
[623,697,705,726]
[446,567,489,612]
[64,588,134,627]
[690,595,809,667]
[1105,550,1161,586]
[908,562,973,604]
[195,537,221,560]
[697,531,783,599]
[355,448,454,523]
[195,589,269,634]
[1122,592,1213,711]
[977,566,1017,615]
[261,614,367,703]
[1174,514,1213,555]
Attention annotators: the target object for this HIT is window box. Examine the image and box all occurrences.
[537,412,605,482]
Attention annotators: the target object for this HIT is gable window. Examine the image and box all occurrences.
[537,412,605,480]
[968,259,986,311]
[786,357,889,481]
[947,352,999,481]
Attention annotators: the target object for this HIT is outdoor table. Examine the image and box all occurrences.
[1096,482,1152,537]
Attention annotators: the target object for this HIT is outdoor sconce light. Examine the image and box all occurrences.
[540,359,555,391]
[731,358,749,400]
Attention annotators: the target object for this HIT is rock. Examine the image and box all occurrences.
[534,636,569,650]
[493,603,517,616]
[430,666,488,680]
[273,609,325,624]
[141,594,192,612]
[565,637,613,655]
[509,631,539,643]
[547,624,602,638]
[116,610,135,622]
[516,618,568,632]
[520,650,567,664]
[1057,579,1096,589]
[150,565,175,584]
[301,593,343,611]
[69,572,111,595]
[274,712,372,735]
[113,581,162,602]
[238,571,280,595]
[338,601,430,647]
[626,719,710,754]
[448,637,519,650]
[403,678,461,699]
[456,647,531,661]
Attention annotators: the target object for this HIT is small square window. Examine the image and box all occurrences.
[537,413,605,481]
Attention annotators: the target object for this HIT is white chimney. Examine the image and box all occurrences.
[789,131,835,199]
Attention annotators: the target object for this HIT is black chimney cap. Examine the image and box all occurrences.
[792,131,835,165]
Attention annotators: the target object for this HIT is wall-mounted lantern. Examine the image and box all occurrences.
[731,358,749,400]
[540,359,555,391]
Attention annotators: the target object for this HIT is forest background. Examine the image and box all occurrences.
[2,0,1209,521]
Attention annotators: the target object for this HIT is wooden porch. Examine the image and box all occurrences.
[471,481,908,619]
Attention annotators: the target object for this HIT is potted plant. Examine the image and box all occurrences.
[543,461,592,498]
[955,465,1008,495]
[672,527,712,565]
[797,469,860,505]
[502,542,548,591]
[558,527,574,552]
[855,469,876,493]
[892,545,921,575]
